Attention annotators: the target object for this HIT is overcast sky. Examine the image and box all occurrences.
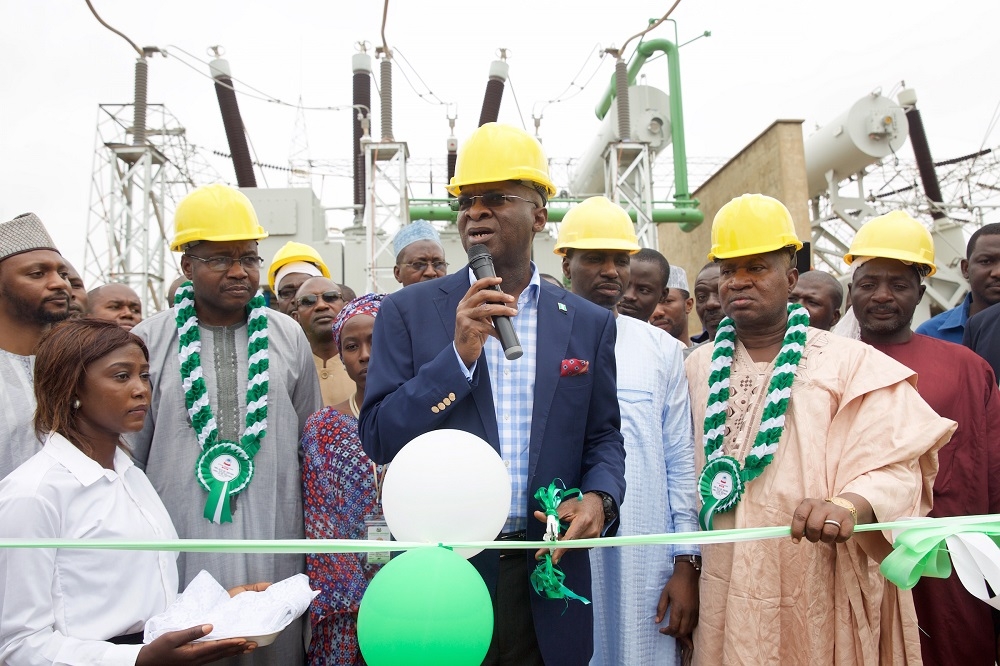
[2,1,997,276]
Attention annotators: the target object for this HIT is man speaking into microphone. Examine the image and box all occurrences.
[360,123,626,666]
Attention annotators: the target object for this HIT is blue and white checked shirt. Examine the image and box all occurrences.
[457,265,540,533]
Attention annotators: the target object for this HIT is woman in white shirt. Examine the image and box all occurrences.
[0,319,257,665]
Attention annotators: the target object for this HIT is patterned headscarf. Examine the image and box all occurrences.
[332,293,384,353]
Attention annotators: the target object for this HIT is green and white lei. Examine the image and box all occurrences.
[698,303,809,530]
[174,282,269,524]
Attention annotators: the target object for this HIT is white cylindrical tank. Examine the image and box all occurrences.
[804,93,909,198]
[569,85,672,196]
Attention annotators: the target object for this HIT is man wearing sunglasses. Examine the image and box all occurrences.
[393,219,448,287]
[361,123,625,666]
[292,276,354,407]
[267,241,332,315]
[128,184,322,666]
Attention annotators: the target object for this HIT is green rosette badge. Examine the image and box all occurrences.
[196,442,255,524]
[698,455,744,530]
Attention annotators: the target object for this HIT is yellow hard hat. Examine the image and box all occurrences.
[267,241,332,291]
[446,123,557,198]
[708,193,803,261]
[171,184,268,252]
[553,196,640,256]
[844,211,936,276]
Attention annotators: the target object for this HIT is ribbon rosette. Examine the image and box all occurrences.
[196,441,255,524]
[698,455,745,530]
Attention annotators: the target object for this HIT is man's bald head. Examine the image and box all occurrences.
[87,283,143,331]
[789,270,843,331]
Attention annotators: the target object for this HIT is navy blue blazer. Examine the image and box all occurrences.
[359,267,626,665]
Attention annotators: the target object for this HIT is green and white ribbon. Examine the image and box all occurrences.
[699,303,809,530]
[7,514,1000,593]
[530,481,590,607]
[175,282,269,524]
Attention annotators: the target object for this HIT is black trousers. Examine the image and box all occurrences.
[481,554,545,666]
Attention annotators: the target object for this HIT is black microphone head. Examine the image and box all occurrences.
[467,244,491,262]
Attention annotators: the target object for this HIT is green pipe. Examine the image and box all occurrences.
[594,39,696,217]
[408,205,703,226]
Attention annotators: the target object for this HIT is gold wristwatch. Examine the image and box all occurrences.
[825,496,858,523]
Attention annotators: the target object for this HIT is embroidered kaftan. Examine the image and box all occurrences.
[0,350,40,479]
[128,308,322,666]
[686,329,955,666]
[591,316,698,666]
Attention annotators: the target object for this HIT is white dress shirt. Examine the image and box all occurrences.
[0,433,179,666]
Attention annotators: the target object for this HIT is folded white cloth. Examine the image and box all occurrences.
[143,570,319,643]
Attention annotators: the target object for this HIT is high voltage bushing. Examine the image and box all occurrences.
[478,58,508,127]
[353,51,372,212]
[210,57,257,188]
[380,57,393,141]
[614,58,631,141]
[132,57,148,146]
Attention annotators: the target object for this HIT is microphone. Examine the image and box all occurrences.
[467,244,523,360]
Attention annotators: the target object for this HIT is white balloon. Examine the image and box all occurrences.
[382,429,512,558]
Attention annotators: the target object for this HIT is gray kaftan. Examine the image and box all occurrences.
[128,307,322,666]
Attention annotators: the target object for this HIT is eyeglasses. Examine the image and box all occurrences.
[449,193,539,212]
[276,286,300,301]
[400,260,448,273]
[185,254,264,272]
[296,291,344,308]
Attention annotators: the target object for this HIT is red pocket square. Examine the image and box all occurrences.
[560,358,590,377]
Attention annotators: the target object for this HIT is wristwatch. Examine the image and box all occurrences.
[825,496,858,523]
[590,491,618,526]
[673,554,702,572]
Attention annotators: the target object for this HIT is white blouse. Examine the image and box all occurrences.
[0,433,178,665]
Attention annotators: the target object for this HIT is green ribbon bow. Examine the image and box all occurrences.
[878,515,1000,589]
[530,481,590,607]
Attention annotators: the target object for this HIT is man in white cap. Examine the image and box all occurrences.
[0,213,71,478]
[393,219,448,287]
[651,265,695,350]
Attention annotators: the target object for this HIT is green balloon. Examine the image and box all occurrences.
[358,547,493,665]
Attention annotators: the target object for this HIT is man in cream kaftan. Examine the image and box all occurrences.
[686,329,953,665]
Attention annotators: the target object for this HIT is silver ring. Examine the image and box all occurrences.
[824,519,842,529]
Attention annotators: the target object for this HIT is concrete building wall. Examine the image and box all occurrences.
[657,119,811,334]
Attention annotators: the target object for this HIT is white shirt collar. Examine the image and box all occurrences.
[467,261,541,305]
[42,432,134,487]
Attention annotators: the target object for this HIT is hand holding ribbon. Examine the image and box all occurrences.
[530,481,592,607]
